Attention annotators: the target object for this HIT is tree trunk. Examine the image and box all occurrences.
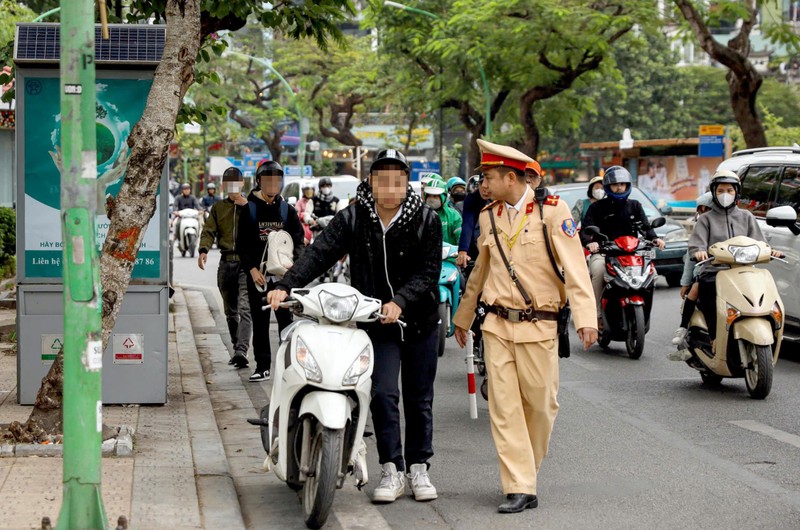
[727,70,767,148]
[99,0,202,348]
[264,131,283,163]
[5,349,64,443]
[519,95,541,158]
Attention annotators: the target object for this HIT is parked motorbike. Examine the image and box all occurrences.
[584,217,666,359]
[676,209,796,399]
[248,283,383,529]
[437,242,461,357]
[175,208,200,258]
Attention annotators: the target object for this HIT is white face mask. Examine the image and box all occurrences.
[320,186,332,195]
[592,188,606,201]
[717,192,735,208]
[426,196,443,210]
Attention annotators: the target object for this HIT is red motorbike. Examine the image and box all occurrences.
[585,218,665,359]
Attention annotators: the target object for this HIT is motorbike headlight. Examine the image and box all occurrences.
[729,244,760,264]
[295,337,323,383]
[342,345,372,386]
[662,228,689,243]
[318,290,358,323]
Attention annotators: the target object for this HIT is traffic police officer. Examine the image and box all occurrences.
[454,139,597,514]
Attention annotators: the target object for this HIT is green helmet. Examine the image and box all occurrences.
[423,176,447,197]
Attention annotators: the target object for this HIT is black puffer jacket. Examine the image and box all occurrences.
[278,182,442,337]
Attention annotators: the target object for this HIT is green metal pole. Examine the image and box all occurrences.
[57,1,108,528]
[385,1,493,138]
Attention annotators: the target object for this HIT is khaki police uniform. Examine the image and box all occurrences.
[453,140,596,496]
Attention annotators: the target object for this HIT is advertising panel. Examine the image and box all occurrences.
[637,156,723,207]
[23,77,159,279]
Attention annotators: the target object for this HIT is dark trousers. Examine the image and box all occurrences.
[246,276,292,371]
[217,261,252,355]
[698,275,718,340]
[369,324,439,472]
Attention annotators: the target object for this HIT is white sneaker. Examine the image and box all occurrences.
[407,463,438,501]
[372,463,405,504]
[667,349,692,362]
[671,327,688,346]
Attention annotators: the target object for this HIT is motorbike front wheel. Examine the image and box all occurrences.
[626,305,646,359]
[437,302,450,357]
[743,341,773,400]
[187,233,197,258]
[303,426,341,529]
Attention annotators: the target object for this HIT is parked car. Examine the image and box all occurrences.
[550,183,689,287]
[282,175,360,206]
[716,145,800,340]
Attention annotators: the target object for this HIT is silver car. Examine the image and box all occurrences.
[717,146,800,339]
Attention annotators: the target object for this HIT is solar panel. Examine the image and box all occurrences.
[14,23,166,65]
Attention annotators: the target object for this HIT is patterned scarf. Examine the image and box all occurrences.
[356,180,423,231]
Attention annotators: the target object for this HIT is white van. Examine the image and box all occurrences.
[282,175,360,206]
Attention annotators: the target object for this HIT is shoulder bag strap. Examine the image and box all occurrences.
[537,201,565,284]
[488,209,533,306]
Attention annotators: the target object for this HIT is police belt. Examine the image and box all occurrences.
[221,253,241,262]
[486,305,558,323]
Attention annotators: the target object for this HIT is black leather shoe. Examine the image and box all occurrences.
[498,494,538,514]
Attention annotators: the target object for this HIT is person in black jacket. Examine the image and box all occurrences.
[237,160,305,382]
[268,149,443,505]
[580,166,665,319]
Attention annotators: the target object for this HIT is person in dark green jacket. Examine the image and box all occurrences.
[198,167,252,368]
[423,175,462,247]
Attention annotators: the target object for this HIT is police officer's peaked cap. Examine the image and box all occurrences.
[370,149,409,173]
[476,139,534,172]
[222,167,243,181]
[256,160,283,178]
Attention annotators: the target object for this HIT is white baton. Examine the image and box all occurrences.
[465,331,478,419]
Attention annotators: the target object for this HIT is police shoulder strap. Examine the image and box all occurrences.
[535,194,565,284]
[487,206,533,307]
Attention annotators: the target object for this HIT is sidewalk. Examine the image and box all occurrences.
[0,290,244,530]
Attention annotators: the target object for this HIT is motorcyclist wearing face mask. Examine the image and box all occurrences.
[446,177,467,214]
[313,177,340,218]
[571,175,605,225]
[581,166,665,321]
[295,182,315,243]
[423,175,462,246]
[688,170,782,347]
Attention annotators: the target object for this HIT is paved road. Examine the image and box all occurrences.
[175,249,800,529]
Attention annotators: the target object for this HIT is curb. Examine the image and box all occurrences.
[0,425,135,457]
[173,289,246,530]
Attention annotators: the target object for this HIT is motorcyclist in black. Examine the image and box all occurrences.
[581,166,665,321]
[268,149,443,504]
[174,182,201,241]
[312,177,340,219]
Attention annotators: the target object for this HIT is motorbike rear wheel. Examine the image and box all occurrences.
[743,341,773,400]
[626,305,646,359]
[187,233,197,258]
[437,302,450,357]
[303,426,341,529]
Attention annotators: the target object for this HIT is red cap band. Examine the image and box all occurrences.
[480,153,528,172]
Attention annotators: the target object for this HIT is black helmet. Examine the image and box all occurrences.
[319,177,332,188]
[709,169,740,210]
[602,166,632,202]
[255,160,283,178]
[222,167,243,181]
[370,148,409,174]
[467,174,480,194]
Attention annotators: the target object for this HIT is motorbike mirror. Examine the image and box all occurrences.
[766,205,800,235]
[583,225,607,241]
[650,217,667,229]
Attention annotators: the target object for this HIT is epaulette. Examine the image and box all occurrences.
[544,195,560,206]
[481,200,502,216]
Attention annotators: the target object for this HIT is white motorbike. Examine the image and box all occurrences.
[175,208,200,258]
[248,283,385,529]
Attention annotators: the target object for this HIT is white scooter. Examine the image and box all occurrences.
[175,208,200,258]
[248,283,384,529]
